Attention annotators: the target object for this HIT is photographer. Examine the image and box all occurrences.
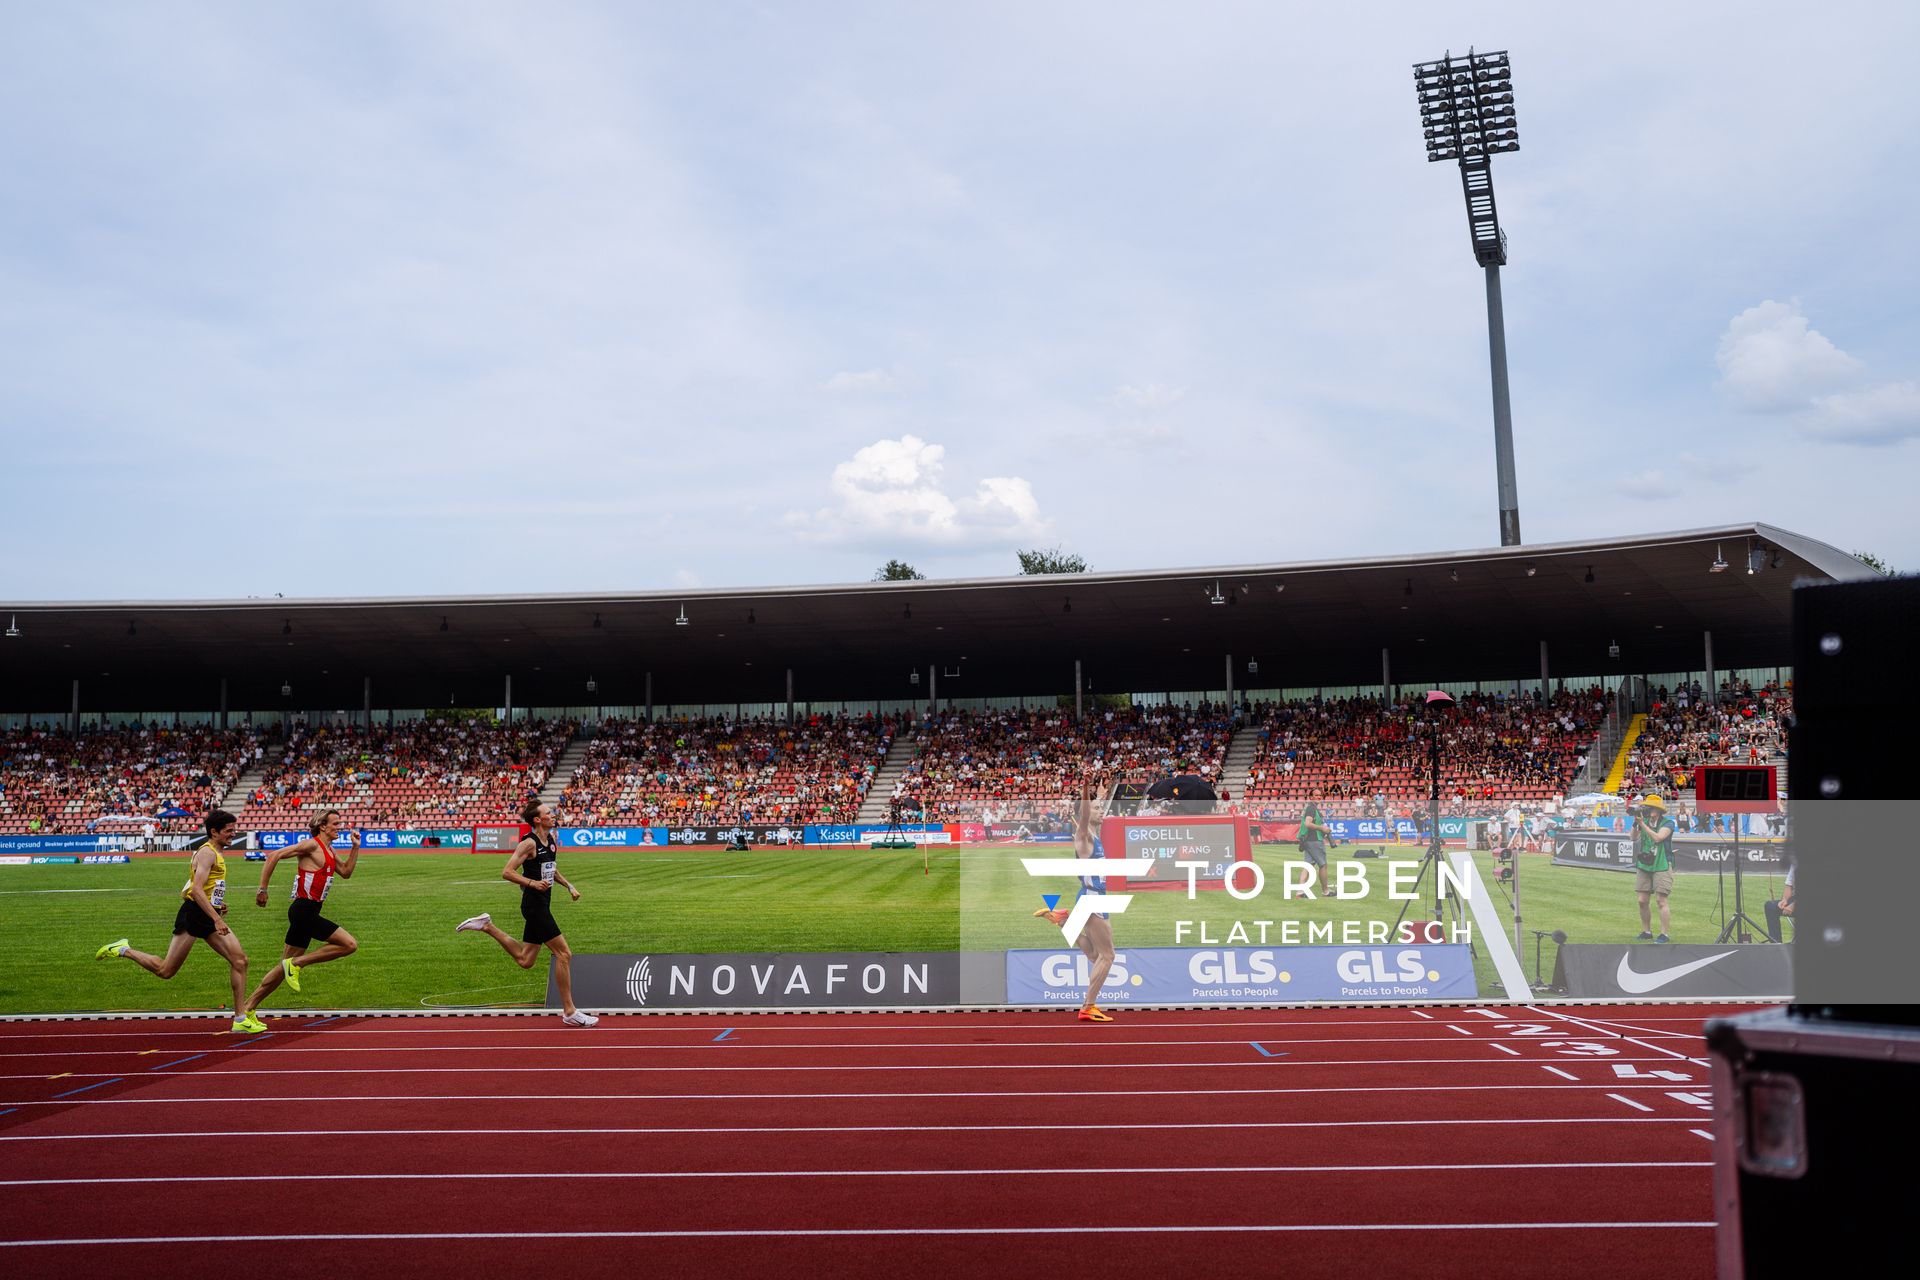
[1632,794,1677,943]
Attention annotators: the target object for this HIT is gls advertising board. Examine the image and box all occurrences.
[1552,832,1786,874]
[1005,945,1478,1005]
[558,951,964,1009]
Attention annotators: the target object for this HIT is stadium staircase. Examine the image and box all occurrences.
[538,729,590,809]
[213,743,281,814]
[1218,724,1262,799]
[1599,713,1648,796]
[854,736,919,825]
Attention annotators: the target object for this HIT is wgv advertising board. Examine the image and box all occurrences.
[1005,944,1478,1005]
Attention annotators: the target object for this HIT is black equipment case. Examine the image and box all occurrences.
[1705,1008,1920,1277]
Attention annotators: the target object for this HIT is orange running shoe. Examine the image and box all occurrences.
[1032,907,1069,925]
[1077,1007,1114,1023]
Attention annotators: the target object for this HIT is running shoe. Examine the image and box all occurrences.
[1655,934,1671,944]
[94,938,130,961]
[230,1014,269,1035]
[561,1010,600,1027]
[1635,931,1654,941]
[281,957,303,992]
[1076,1007,1114,1023]
[455,913,492,933]
[1031,907,1068,925]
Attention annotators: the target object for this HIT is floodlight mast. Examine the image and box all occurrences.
[1415,47,1523,546]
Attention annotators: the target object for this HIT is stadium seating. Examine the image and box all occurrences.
[1625,681,1791,798]
[1239,691,1598,818]
[892,705,1235,823]
[241,720,574,831]
[0,725,259,835]
[559,715,893,826]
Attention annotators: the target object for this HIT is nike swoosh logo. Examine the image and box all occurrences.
[1615,950,1737,994]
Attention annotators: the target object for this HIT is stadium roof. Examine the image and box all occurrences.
[0,523,1873,713]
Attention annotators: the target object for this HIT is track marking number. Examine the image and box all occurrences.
[1612,1064,1692,1082]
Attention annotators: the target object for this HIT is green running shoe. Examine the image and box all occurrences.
[95,938,130,961]
[281,957,303,992]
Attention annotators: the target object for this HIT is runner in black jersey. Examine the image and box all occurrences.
[455,800,596,1026]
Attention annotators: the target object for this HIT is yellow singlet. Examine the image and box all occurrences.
[181,844,228,910]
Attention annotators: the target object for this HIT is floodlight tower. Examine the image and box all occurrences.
[1415,48,1524,546]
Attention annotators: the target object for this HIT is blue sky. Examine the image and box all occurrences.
[2,2,1915,599]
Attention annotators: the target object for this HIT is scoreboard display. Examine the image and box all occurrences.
[471,824,525,853]
[1693,765,1778,815]
[1099,815,1253,890]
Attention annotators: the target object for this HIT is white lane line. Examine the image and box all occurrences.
[1542,1067,1579,1081]
[1444,1026,1474,1037]
[0,1117,1715,1142]
[1490,1045,1521,1056]
[1572,1019,1706,1039]
[1605,1093,1655,1113]
[0,1081,1708,1107]
[0,1160,1711,1189]
[1690,1129,1714,1141]
[0,1034,1547,1059]
[0,1222,1722,1247]
[0,1055,1704,1080]
[0,1017,1524,1040]
[1468,1009,1507,1020]
[1540,1008,1698,1064]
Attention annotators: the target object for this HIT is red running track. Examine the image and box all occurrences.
[0,1005,1746,1278]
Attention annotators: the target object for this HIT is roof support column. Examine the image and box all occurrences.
[1074,660,1083,722]
[786,668,794,725]
[504,674,513,724]
[1704,631,1716,706]
[70,679,79,734]
[645,672,653,723]
[363,677,371,730]
[929,665,937,714]
[1381,648,1391,705]
[1540,640,1549,702]
[219,678,228,731]
[1225,654,1234,717]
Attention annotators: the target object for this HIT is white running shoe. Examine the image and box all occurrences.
[455,913,491,933]
[561,1010,600,1027]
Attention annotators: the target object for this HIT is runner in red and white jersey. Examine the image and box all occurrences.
[240,809,361,1025]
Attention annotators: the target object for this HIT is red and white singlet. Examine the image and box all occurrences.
[293,836,339,903]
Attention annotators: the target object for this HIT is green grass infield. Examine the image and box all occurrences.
[0,843,1792,1015]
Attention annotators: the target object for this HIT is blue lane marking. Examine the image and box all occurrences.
[713,1028,734,1042]
[150,1053,207,1071]
[1250,1043,1290,1058]
[304,1016,344,1028]
[53,1078,122,1099]
[0,1108,16,1118]
[233,1034,274,1047]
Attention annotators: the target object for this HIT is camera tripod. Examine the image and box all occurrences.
[1716,822,1766,943]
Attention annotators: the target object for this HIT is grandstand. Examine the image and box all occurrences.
[238,719,574,832]
[0,524,1866,832]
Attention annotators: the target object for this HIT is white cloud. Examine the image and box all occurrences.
[1110,382,1184,411]
[821,369,898,394]
[1804,381,1920,445]
[1716,301,1918,446]
[1715,300,1863,411]
[788,434,1048,547]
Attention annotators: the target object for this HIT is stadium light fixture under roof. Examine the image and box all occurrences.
[1414,47,1524,548]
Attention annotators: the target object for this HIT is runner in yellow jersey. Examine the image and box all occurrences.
[95,808,260,1033]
